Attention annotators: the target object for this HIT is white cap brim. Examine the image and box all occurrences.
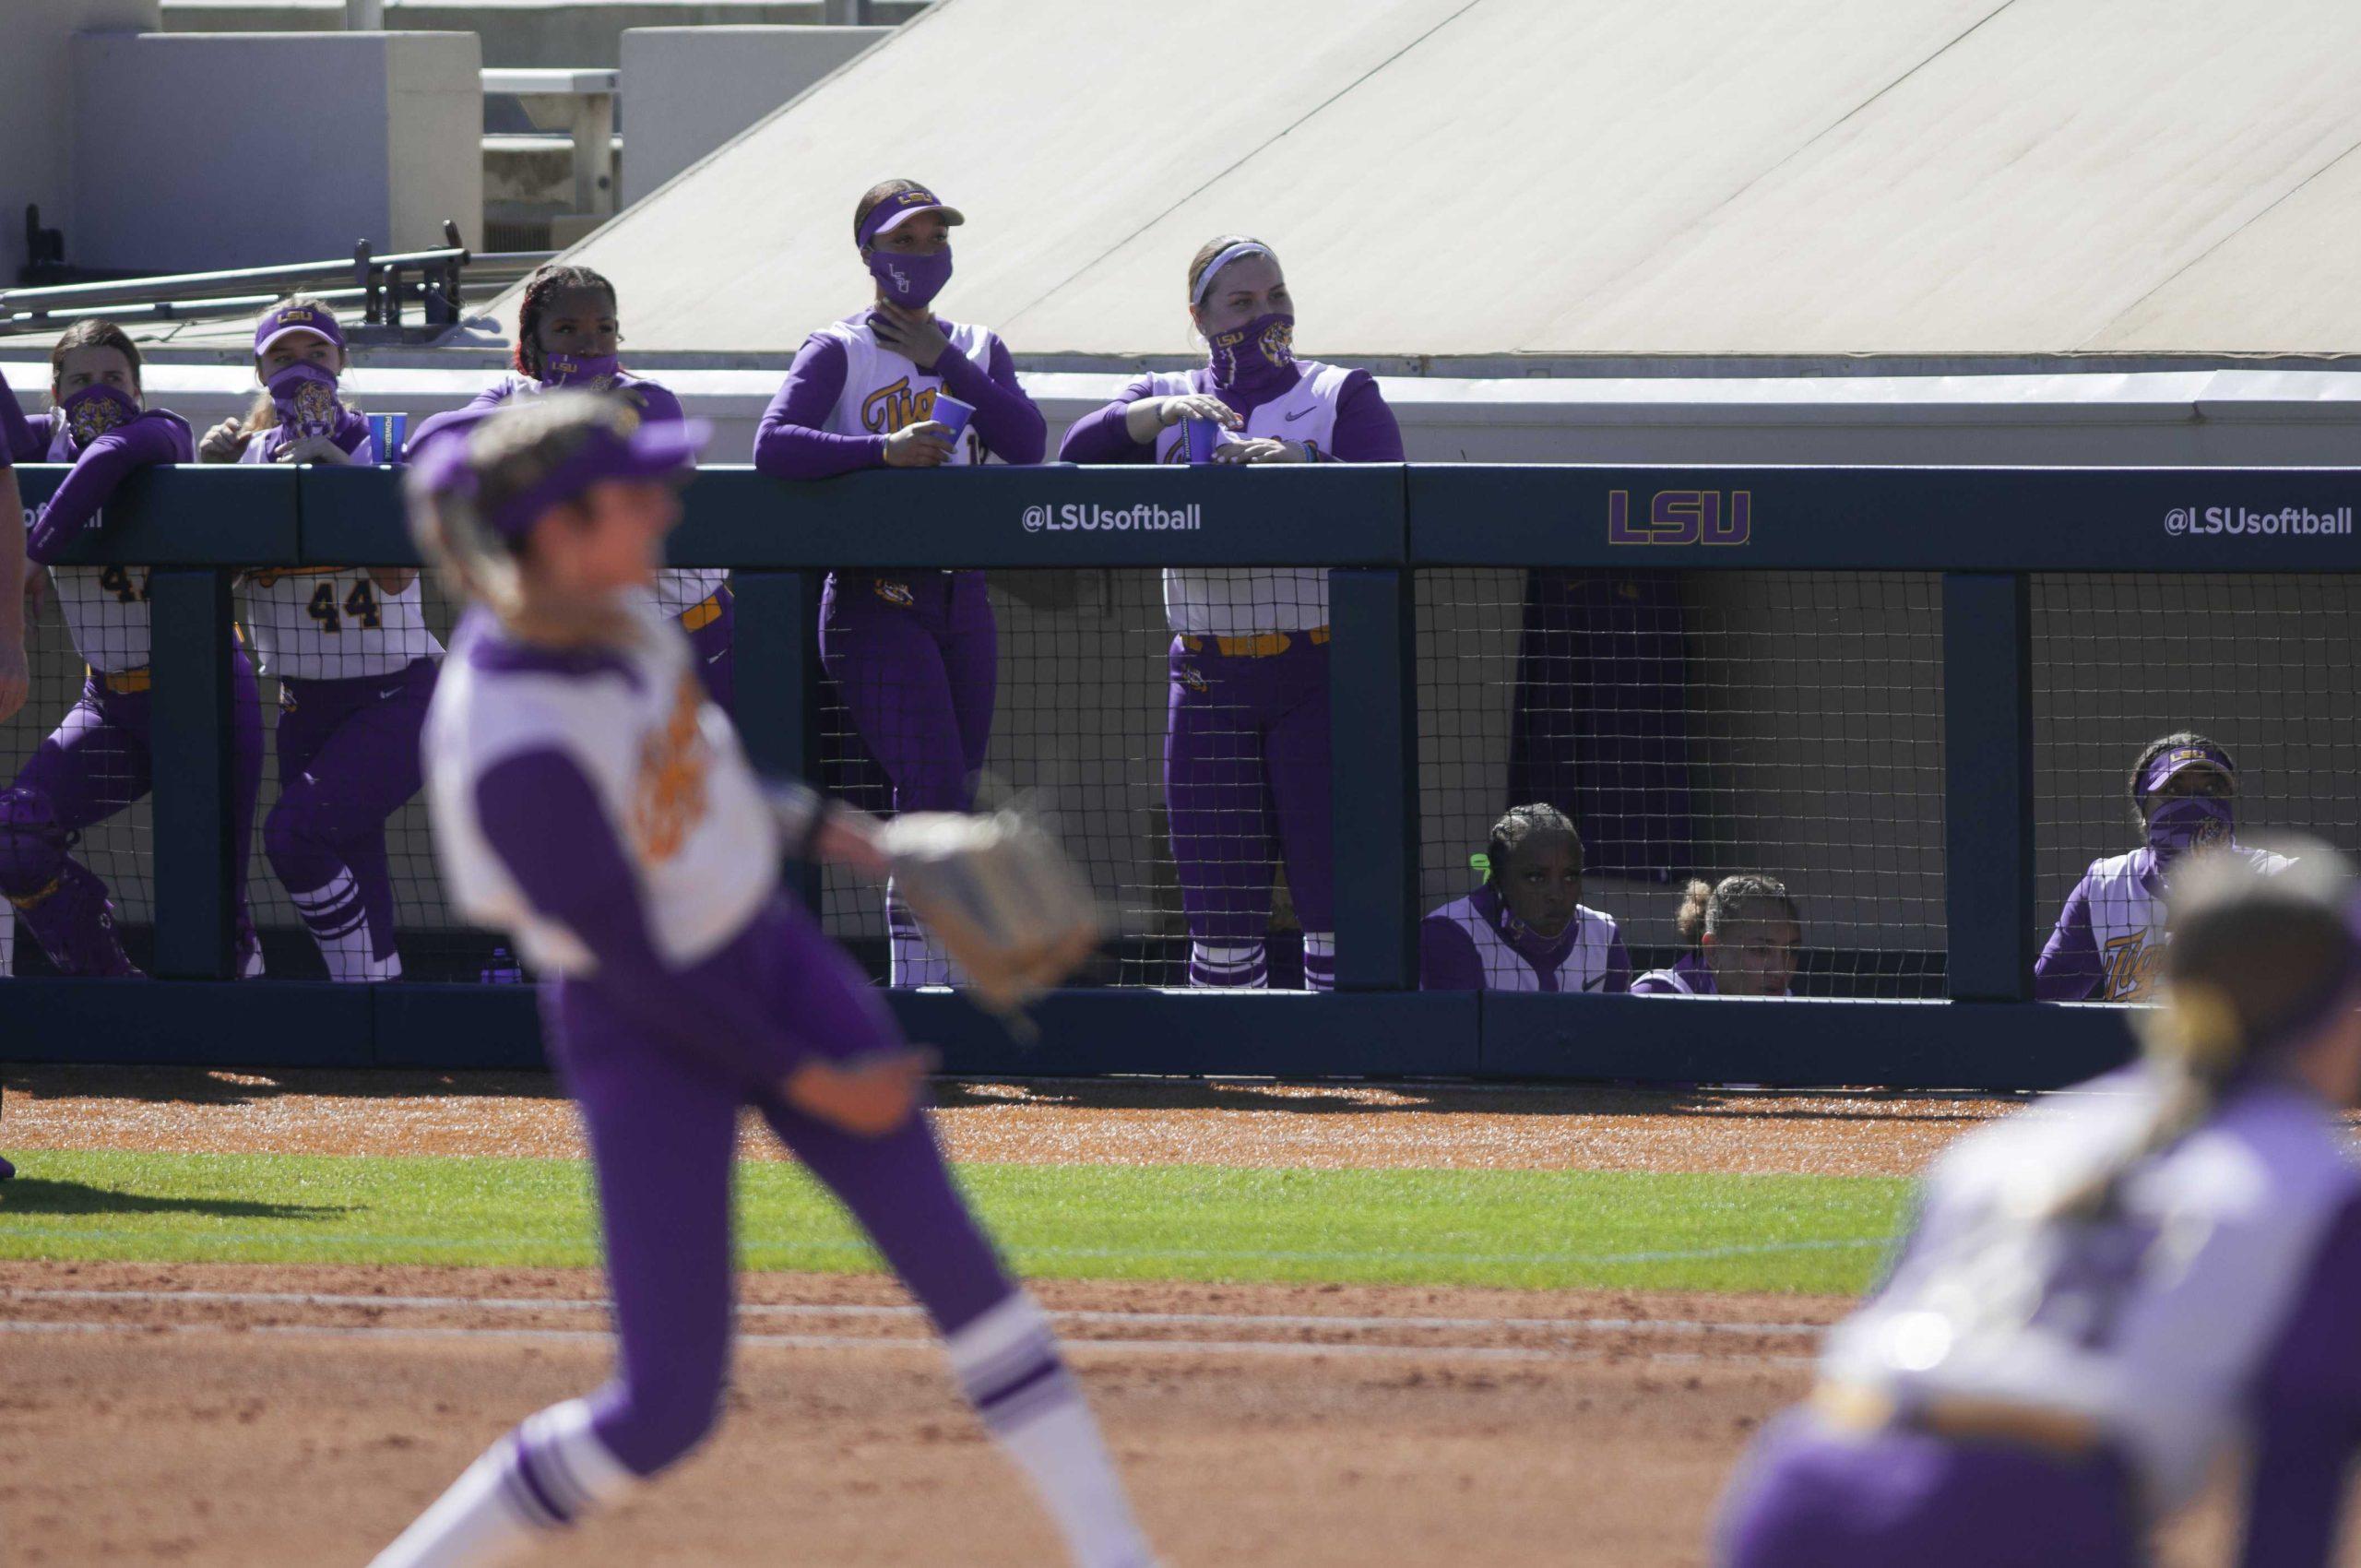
[873,203,966,237]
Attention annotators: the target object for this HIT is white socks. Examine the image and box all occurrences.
[1302,931,1335,992]
[367,1398,636,1568]
[291,866,400,982]
[1189,940,1267,989]
[947,1295,1158,1568]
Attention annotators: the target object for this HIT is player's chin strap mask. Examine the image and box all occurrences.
[266,362,344,440]
[541,352,621,391]
[2148,796,2235,868]
[1204,311,1296,397]
[59,384,139,451]
[867,245,954,310]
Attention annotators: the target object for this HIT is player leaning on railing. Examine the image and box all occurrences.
[0,327,267,980]
[1715,845,2361,1568]
[1631,873,1801,997]
[1059,233,1405,991]
[374,394,1148,1568]
[465,262,738,711]
[200,297,440,983]
[753,178,1048,990]
[2036,733,2294,1002]
[1420,804,1632,992]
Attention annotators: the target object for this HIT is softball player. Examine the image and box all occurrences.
[1718,846,2361,1568]
[201,299,438,981]
[1058,234,1404,990]
[2037,733,2292,1002]
[1421,804,1631,992]
[0,328,266,979]
[469,264,735,707]
[753,179,1047,988]
[1631,873,1799,996]
[1,445,21,1177]
[374,396,1154,1568]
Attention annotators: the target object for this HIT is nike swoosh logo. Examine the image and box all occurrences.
[1284,407,1312,422]
[378,687,408,701]
[1583,975,1606,992]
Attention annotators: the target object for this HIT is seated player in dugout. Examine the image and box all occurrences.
[0,325,267,979]
[466,264,735,711]
[1632,873,1801,997]
[1420,804,1631,992]
[201,297,440,982]
[1058,234,1405,990]
[2037,732,2294,1003]
[753,179,1047,989]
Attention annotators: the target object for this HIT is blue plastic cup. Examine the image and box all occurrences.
[931,394,976,444]
[1184,417,1223,465]
[368,411,408,465]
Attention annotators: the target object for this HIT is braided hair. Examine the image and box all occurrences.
[2128,730,2232,833]
[2042,843,2357,1225]
[1480,803,1580,883]
[513,264,618,380]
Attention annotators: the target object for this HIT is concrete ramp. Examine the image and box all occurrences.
[535,0,2361,357]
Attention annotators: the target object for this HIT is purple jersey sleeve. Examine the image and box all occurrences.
[1629,968,1681,996]
[2034,870,2104,1001]
[1056,374,1165,466]
[751,334,887,480]
[933,331,1046,465]
[0,367,44,465]
[1603,932,1633,994]
[1419,913,1486,991]
[1319,369,1406,463]
[2236,1193,2361,1568]
[623,377,685,428]
[27,410,195,564]
[464,378,519,415]
[473,748,807,1084]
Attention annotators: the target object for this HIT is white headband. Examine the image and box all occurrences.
[1191,241,1275,306]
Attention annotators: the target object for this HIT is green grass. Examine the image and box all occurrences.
[0,1150,1907,1294]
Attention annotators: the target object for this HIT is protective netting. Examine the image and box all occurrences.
[814,565,1337,989]
[2032,573,2361,1002]
[1417,569,1948,998]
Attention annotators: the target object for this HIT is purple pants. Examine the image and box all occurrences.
[1164,634,1334,940]
[549,892,1015,1476]
[679,587,734,715]
[267,657,436,972]
[819,571,995,815]
[2,647,264,975]
[1715,1410,2141,1568]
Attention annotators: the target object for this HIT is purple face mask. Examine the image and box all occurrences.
[541,352,621,391]
[2148,795,2235,865]
[1205,311,1297,395]
[61,384,139,451]
[267,361,344,439]
[868,245,953,310]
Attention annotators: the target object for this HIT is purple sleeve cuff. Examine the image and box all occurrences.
[1323,369,1406,463]
[1056,374,1164,466]
[935,333,1046,465]
[2034,876,2102,1001]
[752,335,888,480]
[475,750,801,1083]
[1419,915,1485,991]
[27,412,194,563]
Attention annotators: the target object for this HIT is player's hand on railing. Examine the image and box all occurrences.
[273,434,351,466]
[196,420,250,464]
[1212,436,1310,465]
[782,1047,937,1135]
[883,421,956,469]
[870,302,951,372]
[1125,392,1241,445]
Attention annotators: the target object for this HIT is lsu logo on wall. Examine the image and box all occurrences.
[861,376,939,434]
[1608,490,1752,547]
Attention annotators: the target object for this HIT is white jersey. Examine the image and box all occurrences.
[810,314,995,469]
[52,558,153,673]
[423,604,777,976]
[2063,847,2296,1002]
[1428,896,1623,993]
[1821,1067,2361,1511]
[482,373,727,620]
[240,566,440,682]
[1149,362,1352,637]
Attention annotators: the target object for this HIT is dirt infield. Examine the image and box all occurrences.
[0,1070,2280,1565]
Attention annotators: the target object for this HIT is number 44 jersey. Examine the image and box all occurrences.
[1819,1066,2361,1513]
[243,567,441,682]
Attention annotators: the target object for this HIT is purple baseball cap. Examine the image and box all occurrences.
[857,184,966,250]
[415,410,708,543]
[2140,742,2236,797]
[255,302,346,358]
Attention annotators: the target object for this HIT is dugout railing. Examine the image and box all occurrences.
[6,461,2355,1087]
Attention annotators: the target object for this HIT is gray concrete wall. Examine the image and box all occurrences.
[620,25,889,206]
[157,1,917,66]
[0,0,160,282]
[70,30,481,273]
